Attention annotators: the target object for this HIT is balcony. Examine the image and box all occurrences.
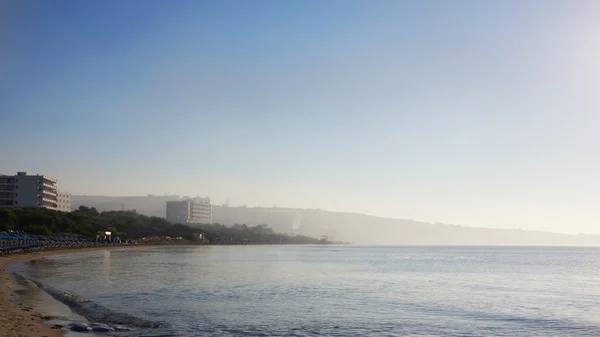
[38,195,58,202]
[41,200,58,208]
[41,188,58,196]
[42,182,57,189]
[192,213,211,217]
[42,176,57,183]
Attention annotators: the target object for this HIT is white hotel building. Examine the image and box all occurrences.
[57,190,72,212]
[166,197,212,224]
[0,172,71,212]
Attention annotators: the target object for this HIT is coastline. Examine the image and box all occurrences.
[0,242,333,337]
[0,246,147,337]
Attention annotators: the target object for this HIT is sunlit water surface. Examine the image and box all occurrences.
[15,245,600,336]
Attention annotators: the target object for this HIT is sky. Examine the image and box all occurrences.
[1,0,600,234]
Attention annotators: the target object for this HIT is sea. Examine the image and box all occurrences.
[8,245,600,336]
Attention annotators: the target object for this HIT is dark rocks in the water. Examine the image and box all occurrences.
[113,325,134,331]
[91,323,115,332]
[68,322,92,332]
[51,324,63,329]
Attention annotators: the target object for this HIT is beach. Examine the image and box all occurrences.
[0,247,132,337]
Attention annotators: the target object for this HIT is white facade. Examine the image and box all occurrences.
[57,191,72,212]
[191,197,212,224]
[166,197,212,224]
[0,172,59,210]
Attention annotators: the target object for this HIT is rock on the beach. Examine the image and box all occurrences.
[68,322,92,332]
[91,323,114,332]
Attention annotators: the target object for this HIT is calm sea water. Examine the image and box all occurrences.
[15,246,600,336]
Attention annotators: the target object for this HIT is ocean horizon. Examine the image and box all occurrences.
[10,245,600,336]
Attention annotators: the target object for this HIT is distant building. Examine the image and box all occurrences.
[0,172,59,210]
[166,197,212,224]
[57,190,71,212]
[166,200,191,223]
[190,197,212,224]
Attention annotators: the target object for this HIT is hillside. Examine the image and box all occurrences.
[71,195,600,246]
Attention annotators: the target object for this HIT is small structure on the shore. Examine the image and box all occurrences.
[96,231,112,241]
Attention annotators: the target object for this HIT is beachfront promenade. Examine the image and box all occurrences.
[0,231,127,255]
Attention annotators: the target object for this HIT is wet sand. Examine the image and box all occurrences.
[0,246,142,337]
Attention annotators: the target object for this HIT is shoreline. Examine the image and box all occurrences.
[0,246,151,337]
[0,243,337,337]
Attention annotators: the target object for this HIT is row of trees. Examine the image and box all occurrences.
[192,223,324,244]
[0,206,323,244]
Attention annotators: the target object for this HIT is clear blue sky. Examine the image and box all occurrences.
[1,0,599,233]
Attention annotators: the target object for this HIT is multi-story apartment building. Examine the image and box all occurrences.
[0,172,59,210]
[166,197,212,224]
[57,191,72,212]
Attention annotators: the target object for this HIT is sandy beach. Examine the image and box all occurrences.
[0,247,136,337]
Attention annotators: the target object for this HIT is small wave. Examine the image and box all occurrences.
[33,280,163,329]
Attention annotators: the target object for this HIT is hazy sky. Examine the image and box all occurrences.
[1,0,599,234]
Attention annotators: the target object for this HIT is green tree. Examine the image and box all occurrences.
[5,206,322,244]
[107,226,118,236]
[25,225,53,236]
[0,208,17,230]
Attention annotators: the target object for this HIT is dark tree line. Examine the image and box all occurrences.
[0,206,323,244]
[191,223,322,244]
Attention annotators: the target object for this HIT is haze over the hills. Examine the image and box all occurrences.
[2,1,600,236]
[70,195,600,246]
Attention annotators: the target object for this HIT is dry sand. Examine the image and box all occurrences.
[0,246,139,337]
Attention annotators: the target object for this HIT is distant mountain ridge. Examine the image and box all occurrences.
[71,195,600,246]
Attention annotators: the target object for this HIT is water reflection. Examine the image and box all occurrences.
[103,250,111,276]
